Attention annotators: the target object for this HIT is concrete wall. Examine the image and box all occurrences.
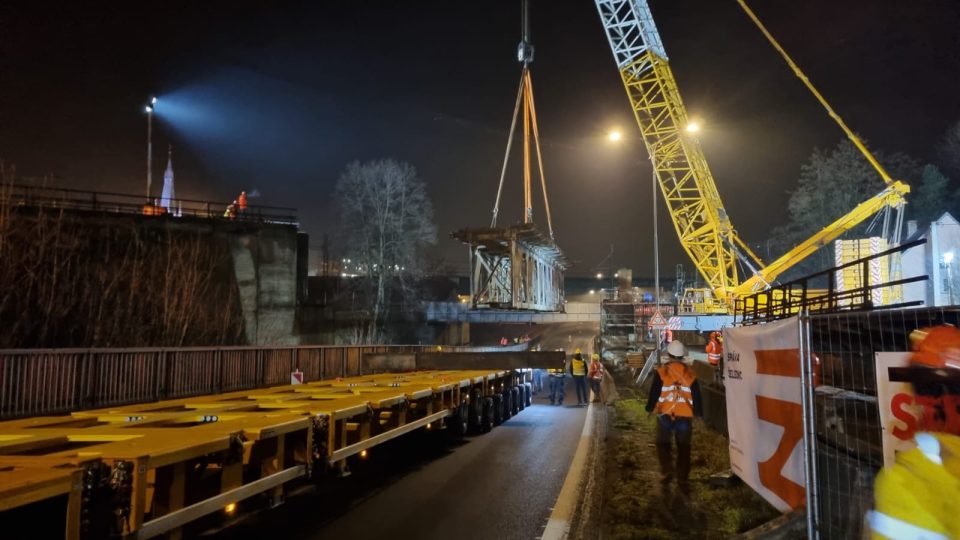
[228,225,301,345]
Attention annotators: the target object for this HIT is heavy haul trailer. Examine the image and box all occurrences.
[0,369,533,539]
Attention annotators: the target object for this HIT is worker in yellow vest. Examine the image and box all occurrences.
[645,341,702,491]
[868,325,960,539]
[569,349,589,406]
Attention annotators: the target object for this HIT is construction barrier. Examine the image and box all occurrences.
[798,306,960,539]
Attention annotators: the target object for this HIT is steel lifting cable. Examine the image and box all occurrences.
[524,70,555,239]
[737,0,895,187]
[491,72,526,227]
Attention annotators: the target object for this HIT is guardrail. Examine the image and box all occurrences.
[2,183,299,226]
[0,344,450,419]
[735,238,928,324]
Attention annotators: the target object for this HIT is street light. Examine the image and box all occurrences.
[145,97,157,200]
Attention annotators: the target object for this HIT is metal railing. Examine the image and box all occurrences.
[1,183,299,226]
[0,344,444,419]
[736,238,928,325]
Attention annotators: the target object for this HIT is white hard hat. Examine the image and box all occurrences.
[667,340,686,359]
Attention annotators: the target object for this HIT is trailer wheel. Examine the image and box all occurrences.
[448,401,469,438]
[481,397,494,432]
[468,388,484,433]
[502,389,514,421]
[492,394,505,425]
[524,383,533,407]
[510,387,521,415]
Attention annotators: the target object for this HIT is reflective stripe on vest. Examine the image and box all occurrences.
[867,510,949,540]
[655,363,695,417]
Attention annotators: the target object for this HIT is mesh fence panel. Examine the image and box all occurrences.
[804,307,960,539]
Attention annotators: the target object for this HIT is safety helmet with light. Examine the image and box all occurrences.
[667,340,686,359]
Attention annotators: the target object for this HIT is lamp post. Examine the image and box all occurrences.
[145,97,157,200]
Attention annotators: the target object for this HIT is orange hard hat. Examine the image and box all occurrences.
[910,325,960,370]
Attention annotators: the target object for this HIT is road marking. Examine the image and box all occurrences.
[541,401,595,540]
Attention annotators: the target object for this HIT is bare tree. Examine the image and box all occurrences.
[335,159,436,343]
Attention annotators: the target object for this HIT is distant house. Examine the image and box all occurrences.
[902,212,960,307]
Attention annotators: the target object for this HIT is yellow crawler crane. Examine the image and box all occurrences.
[594,0,910,312]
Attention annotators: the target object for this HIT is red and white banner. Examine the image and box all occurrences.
[723,317,805,512]
[875,352,920,468]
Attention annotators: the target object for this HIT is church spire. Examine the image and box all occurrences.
[160,145,176,212]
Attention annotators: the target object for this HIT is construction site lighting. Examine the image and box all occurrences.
[151,96,157,105]
[607,129,622,142]
[144,105,153,114]
[686,120,701,133]
[596,273,603,279]
[945,251,955,264]
[589,289,596,295]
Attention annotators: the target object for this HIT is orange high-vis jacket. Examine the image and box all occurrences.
[655,362,696,418]
[706,339,722,366]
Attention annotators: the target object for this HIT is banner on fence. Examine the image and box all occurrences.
[875,352,920,468]
[723,317,805,512]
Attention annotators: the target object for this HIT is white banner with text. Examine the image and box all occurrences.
[724,317,805,512]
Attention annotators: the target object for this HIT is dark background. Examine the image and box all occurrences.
[1,0,957,276]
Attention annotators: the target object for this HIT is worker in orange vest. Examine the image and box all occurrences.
[706,331,723,366]
[588,353,604,403]
[646,341,702,491]
[660,327,673,348]
[238,191,248,212]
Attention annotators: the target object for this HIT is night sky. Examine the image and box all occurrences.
[2,1,958,277]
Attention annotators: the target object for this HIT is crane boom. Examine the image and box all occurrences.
[594,0,910,309]
[595,0,743,305]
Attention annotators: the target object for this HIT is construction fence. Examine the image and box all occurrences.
[0,344,454,420]
[797,306,960,539]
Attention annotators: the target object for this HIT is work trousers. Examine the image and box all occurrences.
[589,377,602,402]
[655,415,693,484]
[532,369,545,392]
[549,375,566,405]
[572,375,588,404]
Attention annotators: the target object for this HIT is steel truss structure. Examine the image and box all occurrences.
[453,224,567,312]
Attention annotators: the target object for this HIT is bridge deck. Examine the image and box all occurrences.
[0,369,526,539]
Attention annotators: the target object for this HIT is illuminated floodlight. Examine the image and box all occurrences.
[589,289,595,295]
[686,120,701,133]
[151,96,157,105]
[945,251,955,264]
[607,130,622,142]
[144,105,153,113]
[596,273,603,279]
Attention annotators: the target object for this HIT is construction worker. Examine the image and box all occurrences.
[706,331,723,366]
[660,327,673,349]
[646,341,703,490]
[588,353,604,403]
[238,190,248,212]
[868,325,960,539]
[570,349,589,406]
[547,355,566,406]
[223,200,238,219]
